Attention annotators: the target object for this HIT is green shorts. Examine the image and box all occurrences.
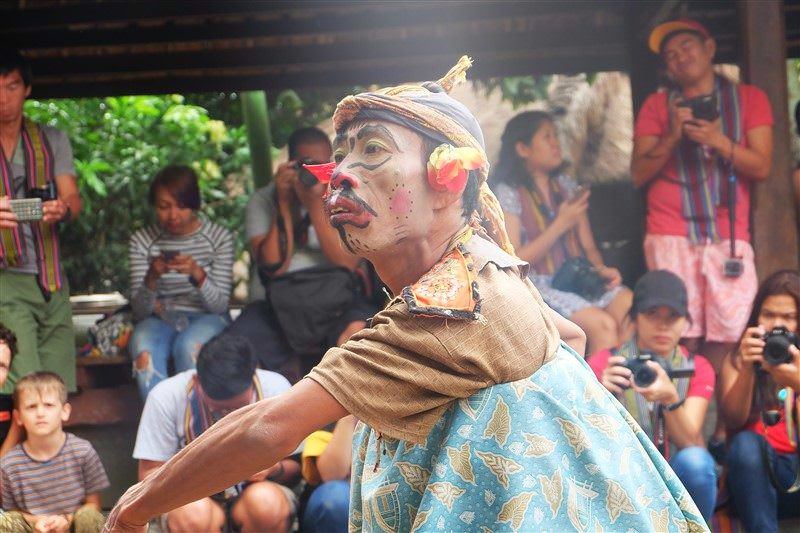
[0,270,75,394]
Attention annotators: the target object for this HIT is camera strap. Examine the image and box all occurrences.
[727,162,737,259]
[755,372,800,493]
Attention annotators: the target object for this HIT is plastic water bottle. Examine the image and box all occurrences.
[160,299,189,332]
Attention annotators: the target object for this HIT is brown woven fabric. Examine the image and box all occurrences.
[307,236,560,444]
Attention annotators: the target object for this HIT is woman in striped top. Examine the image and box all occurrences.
[128,165,233,398]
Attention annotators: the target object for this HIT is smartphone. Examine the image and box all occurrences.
[161,250,180,261]
[9,198,43,222]
[568,185,588,202]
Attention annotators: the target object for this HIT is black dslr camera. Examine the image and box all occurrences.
[762,327,799,366]
[293,157,323,187]
[678,93,719,122]
[25,181,58,201]
[619,353,695,388]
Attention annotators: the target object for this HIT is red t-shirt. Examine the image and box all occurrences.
[633,84,773,242]
[587,346,715,400]
[744,415,795,454]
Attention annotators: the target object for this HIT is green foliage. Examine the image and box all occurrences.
[479,76,553,108]
[23,95,250,295]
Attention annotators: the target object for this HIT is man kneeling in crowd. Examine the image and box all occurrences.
[132,334,300,532]
[0,371,109,532]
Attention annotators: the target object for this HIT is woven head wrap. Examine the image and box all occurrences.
[332,56,514,255]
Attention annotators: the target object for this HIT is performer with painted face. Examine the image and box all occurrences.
[106,58,707,532]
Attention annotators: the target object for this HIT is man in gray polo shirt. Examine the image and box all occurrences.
[0,48,82,394]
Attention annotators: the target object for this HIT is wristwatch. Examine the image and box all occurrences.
[664,398,686,411]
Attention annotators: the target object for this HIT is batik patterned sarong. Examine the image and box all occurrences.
[349,343,708,532]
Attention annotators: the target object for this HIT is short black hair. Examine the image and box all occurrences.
[196,334,257,400]
[148,165,202,211]
[287,127,331,160]
[0,48,32,87]
[0,322,17,360]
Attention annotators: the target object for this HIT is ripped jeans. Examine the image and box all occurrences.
[129,313,228,398]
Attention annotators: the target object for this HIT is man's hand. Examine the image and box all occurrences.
[294,179,326,208]
[668,100,693,142]
[633,361,680,405]
[103,483,149,533]
[597,266,622,289]
[274,162,299,204]
[41,198,69,224]
[0,196,19,229]
[33,515,70,533]
[683,118,726,150]
[601,355,633,395]
[764,344,800,390]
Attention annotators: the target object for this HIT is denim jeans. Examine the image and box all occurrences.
[302,479,350,533]
[669,446,718,522]
[129,313,228,398]
[727,430,800,533]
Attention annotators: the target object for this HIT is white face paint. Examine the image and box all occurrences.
[325,121,436,257]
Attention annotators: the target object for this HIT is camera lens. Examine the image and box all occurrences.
[633,366,657,388]
[763,334,792,366]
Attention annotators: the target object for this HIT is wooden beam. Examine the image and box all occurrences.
[738,0,799,276]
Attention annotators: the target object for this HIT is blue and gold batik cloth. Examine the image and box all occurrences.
[349,343,707,532]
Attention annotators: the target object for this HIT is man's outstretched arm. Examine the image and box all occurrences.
[105,379,348,532]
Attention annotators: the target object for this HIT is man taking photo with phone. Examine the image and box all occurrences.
[631,19,774,453]
[0,48,82,395]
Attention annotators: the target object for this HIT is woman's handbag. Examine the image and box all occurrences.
[550,257,608,301]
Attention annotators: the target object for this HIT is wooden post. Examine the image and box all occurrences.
[242,91,273,190]
[738,0,799,276]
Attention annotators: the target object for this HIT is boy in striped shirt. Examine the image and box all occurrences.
[0,371,109,532]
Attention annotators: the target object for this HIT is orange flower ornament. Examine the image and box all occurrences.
[427,144,486,193]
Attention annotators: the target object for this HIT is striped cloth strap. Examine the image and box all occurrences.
[672,75,742,244]
[517,178,582,275]
[0,118,63,295]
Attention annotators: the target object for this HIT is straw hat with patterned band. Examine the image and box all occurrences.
[648,18,711,54]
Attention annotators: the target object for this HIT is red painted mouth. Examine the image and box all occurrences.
[324,190,375,228]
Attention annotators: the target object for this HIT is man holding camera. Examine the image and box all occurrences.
[0,48,81,394]
[631,20,773,373]
[225,127,375,378]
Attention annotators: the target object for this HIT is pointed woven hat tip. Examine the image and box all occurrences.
[438,55,473,93]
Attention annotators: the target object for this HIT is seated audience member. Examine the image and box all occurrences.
[0,323,22,456]
[128,165,233,398]
[720,270,800,532]
[0,372,109,532]
[493,110,632,353]
[300,415,356,533]
[133,334,300,532]
[224,128,376,378]
[588,270,717,521]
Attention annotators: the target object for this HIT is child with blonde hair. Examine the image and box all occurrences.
[0,371,109,532]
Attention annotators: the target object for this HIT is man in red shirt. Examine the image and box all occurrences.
[631,19,773,447]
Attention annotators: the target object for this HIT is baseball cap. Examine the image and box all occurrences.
[632,270,688,317]
[648,18,711,54]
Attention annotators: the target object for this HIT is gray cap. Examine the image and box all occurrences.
[632,270,688,317]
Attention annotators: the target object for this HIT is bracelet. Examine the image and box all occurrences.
[664,398,686,411]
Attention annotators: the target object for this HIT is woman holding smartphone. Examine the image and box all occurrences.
[492,111,632,353]
[128,165,233,398]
